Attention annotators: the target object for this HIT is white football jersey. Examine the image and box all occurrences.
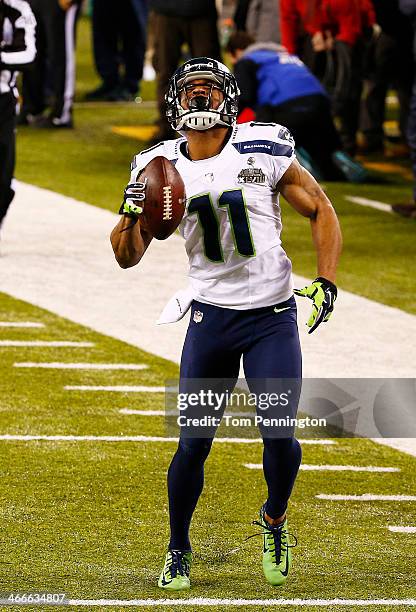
[129,122,296,310]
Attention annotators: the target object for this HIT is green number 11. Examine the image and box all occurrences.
[188,189,255,262]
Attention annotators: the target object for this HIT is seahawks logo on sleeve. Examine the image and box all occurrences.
[234,122,296,158]
[277,126,295,148]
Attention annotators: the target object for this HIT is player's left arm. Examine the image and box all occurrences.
[278,158,342,333]
[278,158,342,282]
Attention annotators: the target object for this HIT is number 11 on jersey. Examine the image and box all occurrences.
[188,189,256,262]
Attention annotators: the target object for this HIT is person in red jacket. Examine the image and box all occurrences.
[280,0,324,74]
[320,0,375,47]
[280,0,375,56]
[281,0,376,155]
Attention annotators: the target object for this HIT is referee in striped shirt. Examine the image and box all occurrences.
[21,0,82,128]
[0,0,36,231]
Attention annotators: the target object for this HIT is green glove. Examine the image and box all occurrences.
[121,200,143,216]
[294,277,337,334]
[119,180,147,217]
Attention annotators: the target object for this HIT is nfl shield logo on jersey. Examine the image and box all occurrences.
[193,310,204,323]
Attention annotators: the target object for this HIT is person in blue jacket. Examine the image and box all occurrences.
[227,31,366,182]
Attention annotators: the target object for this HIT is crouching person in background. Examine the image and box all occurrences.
[227,31,367,183]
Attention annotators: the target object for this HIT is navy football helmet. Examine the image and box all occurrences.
[165,57,240,133]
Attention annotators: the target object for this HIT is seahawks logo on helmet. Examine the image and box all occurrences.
[165,57,240,133]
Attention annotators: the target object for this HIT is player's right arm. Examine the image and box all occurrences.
[110,214,152,269]
[110,163,153,268]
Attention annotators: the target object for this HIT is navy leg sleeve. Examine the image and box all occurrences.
[262,437,302,519]
[242,296,302,518]
[168,301,241,550]
[167,437,213,551]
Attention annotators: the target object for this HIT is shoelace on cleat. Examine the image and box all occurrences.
[251,519,297,565]
[164,550,191,579]
[204,520,298,561]
[192,518,298,563]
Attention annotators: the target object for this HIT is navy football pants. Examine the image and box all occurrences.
[168,296,302,551]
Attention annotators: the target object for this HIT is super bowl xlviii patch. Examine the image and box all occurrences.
[237,166,266,184]
[193,310,204,323]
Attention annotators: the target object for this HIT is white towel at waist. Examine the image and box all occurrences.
[156,286,195,324]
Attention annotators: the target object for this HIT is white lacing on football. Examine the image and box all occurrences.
[162,185,173,220]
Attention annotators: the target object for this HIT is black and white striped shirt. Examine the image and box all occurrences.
[0,0,36,96]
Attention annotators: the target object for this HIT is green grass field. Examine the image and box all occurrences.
[1,14,415,612]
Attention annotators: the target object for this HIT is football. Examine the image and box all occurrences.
[138,156,186,240]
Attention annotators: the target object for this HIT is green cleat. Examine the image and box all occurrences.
[157,549,192,591]
[253,505,297,586]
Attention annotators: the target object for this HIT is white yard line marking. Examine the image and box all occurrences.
[317,494,416,501]
[62,598,416,607]
[0,341,94,347]
[0,435,335,444]
[345,196,392,213]
[14,362,148,370]
[245,464,400,472]
[388,526,416,533]
[0,321,45,328]
[65,385,165,392]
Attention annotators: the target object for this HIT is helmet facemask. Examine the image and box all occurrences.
[165,59,240,134]
[178,80,227,131]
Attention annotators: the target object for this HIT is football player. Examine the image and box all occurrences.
[110,58,342,591]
